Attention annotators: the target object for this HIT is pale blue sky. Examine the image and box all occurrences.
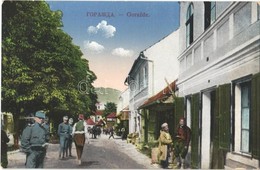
[47,1,180,91]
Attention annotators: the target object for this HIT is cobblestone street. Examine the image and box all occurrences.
[7,135,160,169]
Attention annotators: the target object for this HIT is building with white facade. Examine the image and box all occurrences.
[176,2,260,169]
[124,29,180,140]
[117,88,130,131]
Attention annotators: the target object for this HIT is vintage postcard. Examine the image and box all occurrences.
[1,1,260,169]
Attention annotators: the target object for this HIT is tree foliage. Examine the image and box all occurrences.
[2,1,97,119]
[103,102,117,117]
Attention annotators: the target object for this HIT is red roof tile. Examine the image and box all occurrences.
[106,112,117,118]
[95,110,104,115]
[86,118,96,125]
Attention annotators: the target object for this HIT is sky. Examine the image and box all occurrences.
[47,1,180,91]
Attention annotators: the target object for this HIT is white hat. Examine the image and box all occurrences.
[161,123,168,128]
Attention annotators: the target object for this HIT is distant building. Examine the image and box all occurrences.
[106,112,117,128]
[117,88,130,134]
[176,2,260,169]
[95,102,105,110]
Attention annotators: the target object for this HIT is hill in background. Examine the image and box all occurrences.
[95,87,121,104]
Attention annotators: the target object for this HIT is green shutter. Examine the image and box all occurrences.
[174,97,184,130]
[251,73,260,159]
[218,84,231,150]
[191,93,200,168]
[212,88,225,169]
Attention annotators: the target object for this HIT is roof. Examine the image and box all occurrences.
[95,110,103,116]
[97,119,106,125]
[139,80,176,109]
[86,118,96,125]
[124,52,145,84]
[106,112,117,118]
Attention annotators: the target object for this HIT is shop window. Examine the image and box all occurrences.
[186,3,194,47]
[204,2,216,30]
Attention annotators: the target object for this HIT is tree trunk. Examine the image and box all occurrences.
[13,115,20,149]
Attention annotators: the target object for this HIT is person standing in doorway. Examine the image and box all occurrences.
[1,126,10,168]
[67,118,74,157]
[58,116,70,159]
[72,114,89,165]
[174,117,191,169]
[158,123,173,169]
[20,111,48,168]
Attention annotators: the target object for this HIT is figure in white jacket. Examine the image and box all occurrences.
[72,114,89,165]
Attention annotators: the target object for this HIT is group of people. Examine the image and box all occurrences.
[19,111,89,168]
[158,118,191,169]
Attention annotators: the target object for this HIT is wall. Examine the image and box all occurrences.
[143,29,180,96]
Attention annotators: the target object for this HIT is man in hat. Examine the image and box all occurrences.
[174,118,191,169]
[58,116,70,159]
[42,116,50,143]
[158,122,173,169]
[67,118,74,157]
[21,111,49,168]
[42,116,50,158]
[72,114,89,165]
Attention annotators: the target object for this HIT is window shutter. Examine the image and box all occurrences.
[218,84,231,150]
[191,93,200,168]
[251,73,260,159]
[174,97,184,130]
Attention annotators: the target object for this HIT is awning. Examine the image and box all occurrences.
[138,80,176,109]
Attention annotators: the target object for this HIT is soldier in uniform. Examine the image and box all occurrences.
[42,116,50,142]
[58,116,70,159]
[72,114,89,165]
[20,111,48,168]
[67,118,74,157]
[42,116,50,158]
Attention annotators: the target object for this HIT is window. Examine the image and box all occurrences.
[257,2,260,20]
[204,2,216,30]
[136,73,139,92]
[240,82,251,153]
[138,71,142,90]
[186,3,194,47]
[143,66,148,87]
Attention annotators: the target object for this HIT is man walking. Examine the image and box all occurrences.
[108,127,114,139]
[72,114,89,165]
[174,118,191,169]
[21,111,48,168]
[58,116,70,159]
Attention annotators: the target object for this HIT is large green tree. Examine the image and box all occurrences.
[2,1,97,147]
[103,102,117,117]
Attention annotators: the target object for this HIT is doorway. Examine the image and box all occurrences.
[201,90,216,168]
